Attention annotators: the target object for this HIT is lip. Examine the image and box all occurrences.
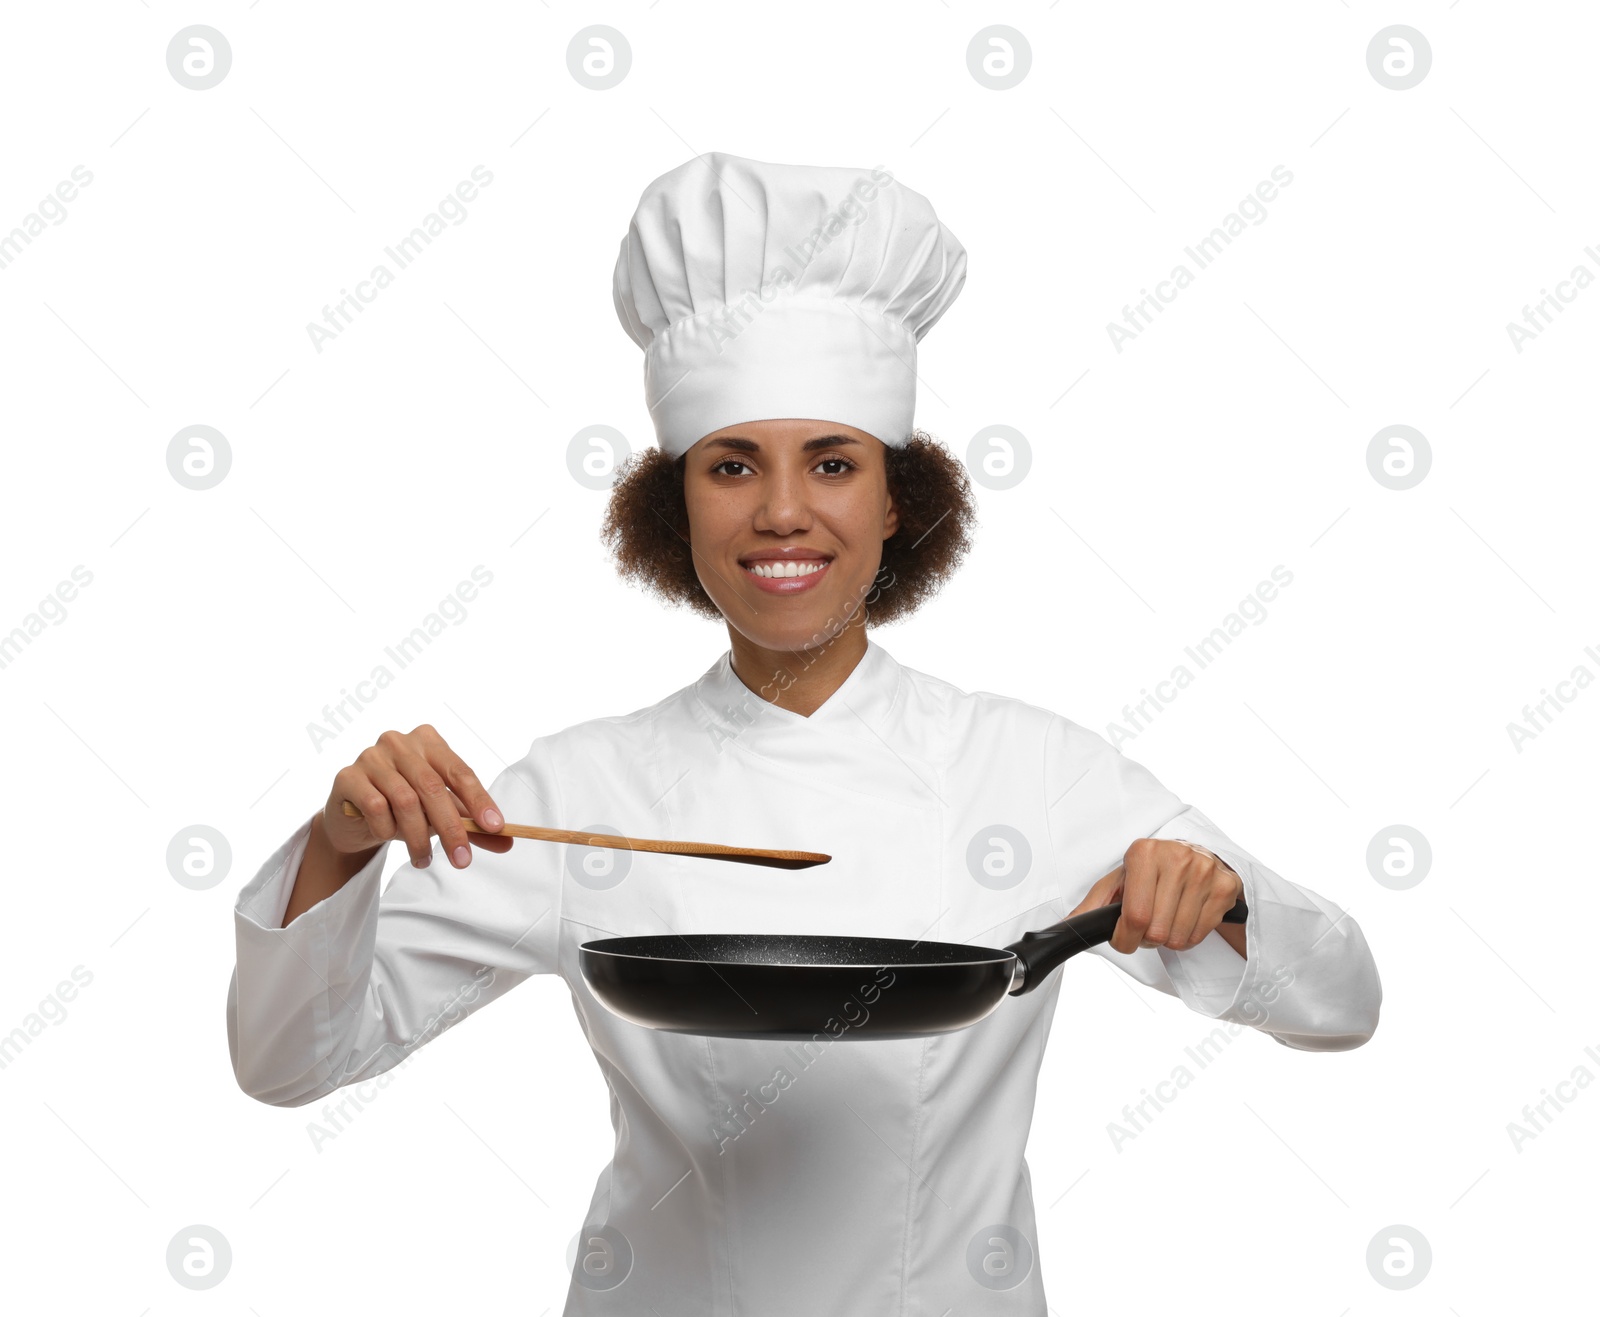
[739,553,833,595]
[738,548,834,564]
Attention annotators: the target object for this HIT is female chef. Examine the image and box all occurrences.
[229,152,1382,1315]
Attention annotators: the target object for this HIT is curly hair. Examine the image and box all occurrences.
[598,429,978,627]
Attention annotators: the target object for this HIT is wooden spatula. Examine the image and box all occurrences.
[339,799,829,870]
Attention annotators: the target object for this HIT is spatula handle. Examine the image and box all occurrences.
[337,800,830,870]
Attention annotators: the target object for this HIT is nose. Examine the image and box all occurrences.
[750,462,815,536]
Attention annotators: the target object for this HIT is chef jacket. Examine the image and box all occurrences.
[228,638,1381,1315]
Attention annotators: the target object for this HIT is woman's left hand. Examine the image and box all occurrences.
[1069,838,1245,955]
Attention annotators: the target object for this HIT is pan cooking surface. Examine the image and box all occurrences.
[585,932,1011,967]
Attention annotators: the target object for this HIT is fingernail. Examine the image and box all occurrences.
[452,845,471,867]
[418,852,431,868]
[483,807,503,829]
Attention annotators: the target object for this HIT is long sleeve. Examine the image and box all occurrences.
[1043,714,1381,1052]
[226,738,565,1107]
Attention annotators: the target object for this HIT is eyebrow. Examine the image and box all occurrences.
[704,435,863,454]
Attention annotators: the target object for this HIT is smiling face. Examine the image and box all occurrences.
[681,419,901,652]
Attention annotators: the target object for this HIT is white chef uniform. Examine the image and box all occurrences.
[228,637,1381,1315]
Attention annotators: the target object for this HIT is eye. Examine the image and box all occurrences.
[709,456,858,477]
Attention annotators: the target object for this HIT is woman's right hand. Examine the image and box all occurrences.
[321,724,510,870]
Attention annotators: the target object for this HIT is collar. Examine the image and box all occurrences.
[694,634,899,736]
[688,636,942,808]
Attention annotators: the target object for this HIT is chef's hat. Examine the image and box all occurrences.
[612,151,967,459]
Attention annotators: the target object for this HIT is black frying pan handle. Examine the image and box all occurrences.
[1004,897,1248,996]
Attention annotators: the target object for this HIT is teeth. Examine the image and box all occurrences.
[744,560,827,578]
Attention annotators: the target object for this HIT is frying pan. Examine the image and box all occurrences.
[579,898,1248,1041]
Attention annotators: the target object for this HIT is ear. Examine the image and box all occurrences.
[873,434,899,539]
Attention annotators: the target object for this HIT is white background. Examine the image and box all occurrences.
[1,2,1593,1312]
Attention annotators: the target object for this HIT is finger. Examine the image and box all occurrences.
[1166,872,1211,949]
[330,766,395,850]
[420,728,504,832]
[1142,852,1192,948]
[445,787,513,855]
[1191,881,1242,949]
[368,760,434,869]
[393,747,476,870]
[1112,840,1159,953]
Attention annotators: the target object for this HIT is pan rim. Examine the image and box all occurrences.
[579,943,1017,971]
